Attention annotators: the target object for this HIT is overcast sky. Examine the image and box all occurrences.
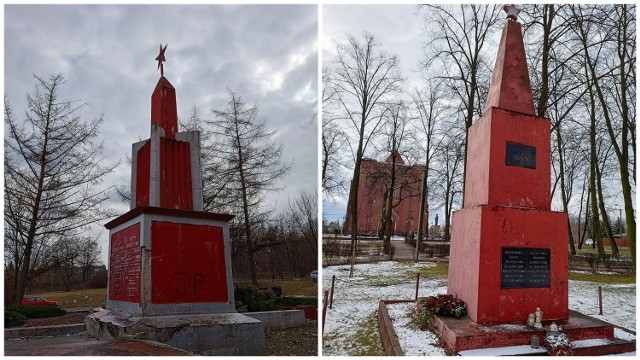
[5,4,318,265]
[322,4,425,225]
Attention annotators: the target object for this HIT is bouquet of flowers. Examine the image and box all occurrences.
[418,294,467,328]
[544,332,574,356]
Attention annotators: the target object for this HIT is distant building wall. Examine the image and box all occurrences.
[344,153,425,236]
[603,235,629,248]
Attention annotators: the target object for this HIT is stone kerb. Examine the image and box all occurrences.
[378,299,414,356]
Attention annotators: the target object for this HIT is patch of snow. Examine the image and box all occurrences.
[322,261,445,356]
[569,280,635,331]
[323,260,636,356]
[572,338,613,347]
[387,302,446,356]
[614,328,636,341]
[458,344,547,356]
[571,270,621,275]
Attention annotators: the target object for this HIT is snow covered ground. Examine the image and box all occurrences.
[322,261,447,355]
[322,261,636,356]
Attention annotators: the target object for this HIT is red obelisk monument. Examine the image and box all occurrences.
[447,5,569,325]
[438,8,636,355]
[86,45,265,355]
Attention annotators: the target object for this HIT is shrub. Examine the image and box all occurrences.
[4,309,27,328]
[234,283,275,312]
[275,296,317,308]
[7,305,66,319]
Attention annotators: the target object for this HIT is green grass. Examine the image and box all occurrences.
[350,311,386,356]
[322,314,385,356]
[398,260,450,287]
[568,271,635,284]
[574,246,631,257]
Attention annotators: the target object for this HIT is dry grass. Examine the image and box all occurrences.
[254,279,317,297]
[29,277,317,308]
[28,288,107,308]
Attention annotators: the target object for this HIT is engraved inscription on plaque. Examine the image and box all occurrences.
[505,142,536,169]
[501,247,550,288]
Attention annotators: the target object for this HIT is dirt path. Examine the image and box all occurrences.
[390,239,418,260]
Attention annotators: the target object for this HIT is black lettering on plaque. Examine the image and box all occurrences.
[501,247,550,288]
[506,142,537,169]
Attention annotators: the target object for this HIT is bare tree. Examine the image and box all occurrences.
[570,4,636,270]
[433,126,466,242]
[328,32,403,277]
[77,235,101,283]
[322,68,349,199]
[4,74,117,304]
[375,102,414,254]
[420,4,502,203]
[412,83,446,258]
[287,189,318,260]
[208,89,292,285]
[522,4,589,255]
[321,67,348,197]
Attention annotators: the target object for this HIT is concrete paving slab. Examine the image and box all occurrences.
[5,334,190,356]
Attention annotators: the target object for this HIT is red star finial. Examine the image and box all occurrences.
[155,44,167,76]
[503,4,520,21]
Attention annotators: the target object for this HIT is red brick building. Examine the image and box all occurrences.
[345,152,425,236]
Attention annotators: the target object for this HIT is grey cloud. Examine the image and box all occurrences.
[5,4,318,265]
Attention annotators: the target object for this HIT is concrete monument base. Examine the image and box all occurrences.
[85,309,265,355]
[431,309,635,355]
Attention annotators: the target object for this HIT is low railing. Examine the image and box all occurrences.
[404,238,450,258]
[568,254,633,273]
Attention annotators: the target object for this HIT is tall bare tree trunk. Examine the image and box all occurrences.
[595,160,619,255]
[555,125,576,255]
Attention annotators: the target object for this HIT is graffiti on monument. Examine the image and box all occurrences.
[109,223,142,302]
[151,221,229,303]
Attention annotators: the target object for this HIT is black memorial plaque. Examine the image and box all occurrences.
[501,247,550,288]
[505,142,536,169]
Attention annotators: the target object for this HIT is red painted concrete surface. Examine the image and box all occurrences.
[151,221,228,304]
[109,223,141,303]
[295,305,318,320]
[159,137,193,210]
[484,20,535,116]
[449,15,568,326]
[449,205,568,324]
[433,310,616,352]
[135,141,151,207]
[151,76,178,140]
[463,108,551,210]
